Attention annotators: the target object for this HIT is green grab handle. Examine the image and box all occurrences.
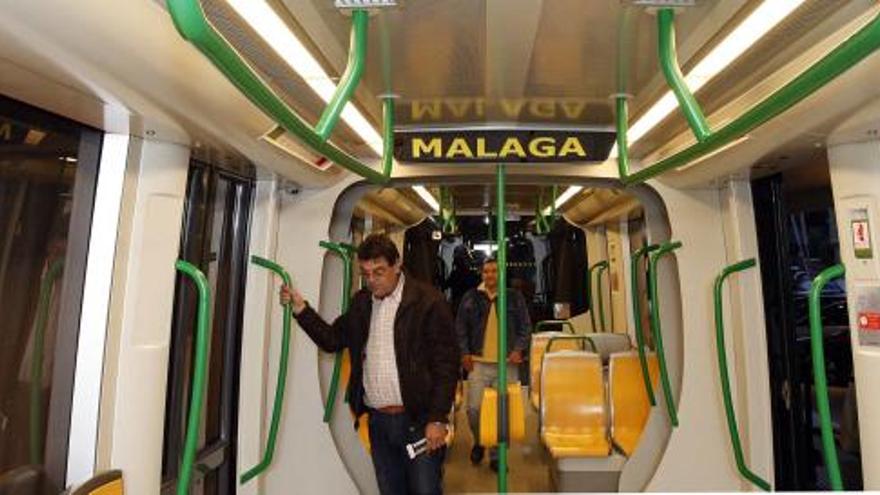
[165,0,393,184]
[808,264,846,491]
[657,9,711,141]
[175,260,212,495]
[29,258,64,464]
[631,244,658,406]
[314,10,368,140]
[595,260,610,333]
[319,241,354,422]
[647,241,682,427]
[713,259,771,491]
[240,256,293,484]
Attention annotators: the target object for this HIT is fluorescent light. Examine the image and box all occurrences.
[626,0,806,146]
[412,185,440,212]
[227,0,384,156]
[542,185,583,215]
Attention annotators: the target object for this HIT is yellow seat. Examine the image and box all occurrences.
[529,332,580,409]
[70,470,123,495]
[479,383,526,447]
[610,351,659,456]
[540,351,609,458]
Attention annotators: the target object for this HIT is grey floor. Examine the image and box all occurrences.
[444,385,554,494]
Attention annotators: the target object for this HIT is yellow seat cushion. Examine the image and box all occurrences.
[610,352,659,456]
[529,332,580,409]
[479,383,526,447]
[540,351,608,458]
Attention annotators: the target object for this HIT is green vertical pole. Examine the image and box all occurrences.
[587,263,597,332]
[713,258,771,491]
[647,241,682,427]
[241,257,293,484]
[630,245,657,405]
[29,258,64,465]
[175,260,212,495]
[495,164,509,493]
[809,264,845,491]
[319,241,353,422]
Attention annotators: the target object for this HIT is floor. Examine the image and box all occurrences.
[444,385,554,494]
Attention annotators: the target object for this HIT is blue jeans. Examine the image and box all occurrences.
[368,411,445,495]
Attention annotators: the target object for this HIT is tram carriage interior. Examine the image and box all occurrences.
[1,0,880,494]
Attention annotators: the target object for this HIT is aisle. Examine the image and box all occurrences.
[444,385,553,494]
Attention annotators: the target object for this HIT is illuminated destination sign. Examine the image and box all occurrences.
[393,128,616,163]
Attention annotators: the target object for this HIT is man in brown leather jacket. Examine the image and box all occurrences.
[280,233,459,495]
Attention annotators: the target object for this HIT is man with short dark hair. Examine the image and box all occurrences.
[281,233,459,495]
[455,258,530,471]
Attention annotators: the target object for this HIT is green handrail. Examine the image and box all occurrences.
[314,10,368,140]
[166,0,393,185]
[495,164,509,493]
[319,241,353,423]
[630,244,658,406]
[546,334,598,354]
[713,259,771,492]
[658,9,711,142]
[534,320,575,334]
[29,258,64,464]
[647,241,682,427]
[587,261,608,332]
[175,260,211,495]
[595,260,610,333]
[617,11,880,185]
[808,264,846,491]
[241,257,293,484]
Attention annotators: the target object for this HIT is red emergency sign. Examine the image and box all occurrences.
[857,311,880,331]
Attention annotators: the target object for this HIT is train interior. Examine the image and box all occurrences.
[1,0,880,494]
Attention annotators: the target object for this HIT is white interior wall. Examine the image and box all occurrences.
[96,138,190,493]
[237,177,281,495]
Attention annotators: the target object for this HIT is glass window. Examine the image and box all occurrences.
[0,96,102,492]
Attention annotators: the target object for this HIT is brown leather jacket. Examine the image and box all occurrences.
[294,275,460,426]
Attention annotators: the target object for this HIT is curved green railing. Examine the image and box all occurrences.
[175,260,211,495]
[713,259,771,491]
[647,241,682,427]
[534,320,575,334]
[595,260,610,333]
[166,0,393,184]
[29,258,64,464]
[808,264,846,491]
[319,241,353,423]
[546,334,598,354]
[241,257,293,484]
[314,10,368,140]
[587,260,608,333]
[617,10,880,185]
[630,244,658,406]
[658,9,711,142]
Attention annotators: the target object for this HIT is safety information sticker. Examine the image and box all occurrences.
[851,208,872,259]
[854,286,880,348]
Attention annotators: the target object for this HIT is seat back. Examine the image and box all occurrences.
[609,351,659,456]
[479,383,526,447]
[529,331,579,408]
[540,351,609,457]
[68,470,123,495]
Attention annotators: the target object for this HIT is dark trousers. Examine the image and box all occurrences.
[368,411,445,495]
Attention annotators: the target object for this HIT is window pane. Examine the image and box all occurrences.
[0,96,100,493]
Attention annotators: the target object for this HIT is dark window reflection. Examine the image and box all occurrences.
[0,96,101,493]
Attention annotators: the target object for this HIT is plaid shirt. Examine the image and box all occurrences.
[363,274,405,408]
